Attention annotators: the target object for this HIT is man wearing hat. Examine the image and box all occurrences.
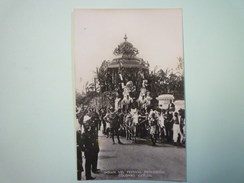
[89,113,101,174]
[81,115,97,180]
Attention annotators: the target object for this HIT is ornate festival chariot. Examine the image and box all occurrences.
[98,35,154,112]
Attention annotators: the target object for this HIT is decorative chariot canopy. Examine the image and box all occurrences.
[156,94,175,110]
[174,100,185,111]
[113,34,139,58]
[107,35,149,69]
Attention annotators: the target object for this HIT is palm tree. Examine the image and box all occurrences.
[96,60,110,92]
[155,68,173,94]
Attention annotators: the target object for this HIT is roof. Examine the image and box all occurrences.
[107,35,149,69]
[107,57,149,69]
[156,94,175,100]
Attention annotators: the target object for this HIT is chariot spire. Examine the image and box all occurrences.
[124,34,128,41]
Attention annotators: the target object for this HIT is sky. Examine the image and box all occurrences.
[73,9,183,93]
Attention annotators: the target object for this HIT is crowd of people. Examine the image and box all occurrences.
[75,100,186,180]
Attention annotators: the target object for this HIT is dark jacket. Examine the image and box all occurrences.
[81,130,99,154]
[110,112,121,129]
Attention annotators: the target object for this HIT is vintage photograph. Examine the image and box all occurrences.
[73,9,186,181]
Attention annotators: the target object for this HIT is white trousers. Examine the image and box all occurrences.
[173,124,181,143]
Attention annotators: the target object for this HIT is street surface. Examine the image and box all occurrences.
[82,130,186,181]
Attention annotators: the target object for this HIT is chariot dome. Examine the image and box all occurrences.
[107,35,149,70]
[106,35,149,92]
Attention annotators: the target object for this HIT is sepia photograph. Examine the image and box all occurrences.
[73,9,186,181]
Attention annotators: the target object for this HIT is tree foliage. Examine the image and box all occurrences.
[95,64,184,101]
[80,57,185,108]
[76,91,98,106]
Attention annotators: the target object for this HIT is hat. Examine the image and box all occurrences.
[83,115,91,123]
